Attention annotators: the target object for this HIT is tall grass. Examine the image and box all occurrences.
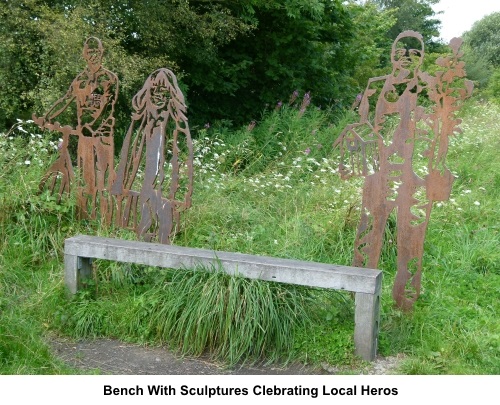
[1,100,499,374]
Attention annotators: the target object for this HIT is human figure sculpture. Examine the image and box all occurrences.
[111,68,193,244]
[334,31,473,310]
[32,37,119,223]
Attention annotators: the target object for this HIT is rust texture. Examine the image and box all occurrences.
[111,68,194,244]
[33,37,119,223]
[334,31,473,310]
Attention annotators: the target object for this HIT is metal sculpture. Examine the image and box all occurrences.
[32,37,119,223]
[334,31,473,310]
[111,68,194,244]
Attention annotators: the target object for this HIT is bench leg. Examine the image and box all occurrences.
[354,291,380,361]
[64,254,92,295]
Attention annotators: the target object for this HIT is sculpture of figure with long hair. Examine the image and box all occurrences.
[32,37,118,223]
[111,68,193,244]
[334,31,472,310]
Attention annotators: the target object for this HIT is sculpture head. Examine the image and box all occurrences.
[83,37,104,73]
[132,68,186,118]
[391,31,425,74]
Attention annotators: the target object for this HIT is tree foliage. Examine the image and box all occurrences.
[189,0,357,122]
[462,12,500,97]
[0,0,450,131]
[1,0,362,130]
[372,0,443,52]
[463,12,500,68]
[343,1,396,91]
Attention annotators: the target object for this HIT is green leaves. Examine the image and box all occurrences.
[0,0,360,129]
[372,0,443,52]
[464,12,500,68]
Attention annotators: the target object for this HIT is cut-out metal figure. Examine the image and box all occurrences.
[32,37,119,223]
[111,68,193,244]
[334,31,473,310]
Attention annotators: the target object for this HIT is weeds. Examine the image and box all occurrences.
[1,100,499,374]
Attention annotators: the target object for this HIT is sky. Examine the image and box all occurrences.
[433,0,500,42]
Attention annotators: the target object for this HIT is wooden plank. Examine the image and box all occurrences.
[65,235,382,294]
[64,234,382,361]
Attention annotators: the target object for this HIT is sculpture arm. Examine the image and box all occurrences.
[358,76,385,124]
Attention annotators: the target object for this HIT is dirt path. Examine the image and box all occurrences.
[48,337,404,375]
[49,337,325,375]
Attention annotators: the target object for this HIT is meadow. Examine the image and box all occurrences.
[0,97,498,374]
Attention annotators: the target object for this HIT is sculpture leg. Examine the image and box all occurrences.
[354,173,392,268]
[158,199,174,245]
[393,200,431,311]
[94,139,115,224]
[137,196,154,242]
[76,137,98,220]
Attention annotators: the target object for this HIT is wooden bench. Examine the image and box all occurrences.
[64,235,382,361]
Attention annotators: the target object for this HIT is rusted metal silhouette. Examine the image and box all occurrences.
[111,68,194,244]
[334,31,473,310]
[32,37,118,223]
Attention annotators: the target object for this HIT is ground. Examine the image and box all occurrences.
[48,337,404,375]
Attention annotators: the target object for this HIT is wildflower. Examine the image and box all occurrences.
[304,148,311,155]
[275,101,283,111]
[298,92,311,117]
[24,160,31,165]
[204,123,210,129]
[289,90,299,105]
[351,93,363,110]
[474,201,480,206]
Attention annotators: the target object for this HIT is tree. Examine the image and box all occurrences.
[0,0,248,130]
[0,0,360,130]
[463,12,500,68]
[372,0,443,52]
[0,0,45,127]
[343,1,397,91]
[186,0,357,123]
[463,12,500,96]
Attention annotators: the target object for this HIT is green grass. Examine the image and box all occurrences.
[0,101,499,374]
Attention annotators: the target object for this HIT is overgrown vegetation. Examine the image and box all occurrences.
[1,0,498,376]
[463,12,500,101]
[0,0,443,130]
[1,95,499,374]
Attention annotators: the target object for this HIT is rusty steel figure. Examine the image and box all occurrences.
[32,37,119,223]
[334,31,473,310]
[111,68,194,244]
